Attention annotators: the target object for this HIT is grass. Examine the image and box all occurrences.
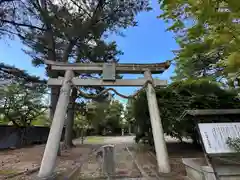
[85,136,105,143]
[0,169,18,175]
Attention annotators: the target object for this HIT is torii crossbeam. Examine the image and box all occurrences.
[38,60,171,179]
[44,59,170,74]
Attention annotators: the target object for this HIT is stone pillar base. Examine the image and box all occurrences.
[36,173,58,180]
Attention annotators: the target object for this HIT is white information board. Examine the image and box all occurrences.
[198,123,240,154]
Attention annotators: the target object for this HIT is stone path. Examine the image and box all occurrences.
[78,144,142,179]
[76,136,187,180]
[74,135,200,180]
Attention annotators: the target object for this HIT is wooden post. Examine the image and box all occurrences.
[144,70,171,173]
[38,70,74,178]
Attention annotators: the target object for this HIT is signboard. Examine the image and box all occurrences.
[198,123,240,154]
[103,63,116,81]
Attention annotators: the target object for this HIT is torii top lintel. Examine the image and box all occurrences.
[44,60,170,74]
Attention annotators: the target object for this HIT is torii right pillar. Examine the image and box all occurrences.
[144,70,171,173]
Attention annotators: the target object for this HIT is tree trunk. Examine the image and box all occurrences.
[63,109,74,148]
[81,129,85,144]
[63,88,77,149]
[128,125,131,134]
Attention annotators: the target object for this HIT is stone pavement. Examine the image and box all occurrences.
[73,135,200,180]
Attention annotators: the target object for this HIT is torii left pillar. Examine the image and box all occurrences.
[38,70,74,178]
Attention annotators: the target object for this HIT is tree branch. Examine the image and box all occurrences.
[0,19,46,31]
[33,0,57,61]
[0,0,15,6]
[68,0,106,63]
[5,114,20,127]
[28,108,48,122]
[93,5,122,26]
[62,0,107,63]
[69,0,92,18]
[62,39,77,62]
[3,97,8,111]
[78,0,106,39]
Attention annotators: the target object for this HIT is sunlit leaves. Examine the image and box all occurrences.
[227,52,240,72]
[158,0,240,85]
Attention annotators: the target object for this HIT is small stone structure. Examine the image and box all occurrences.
[180,109,240,180]
[102,145,115,178]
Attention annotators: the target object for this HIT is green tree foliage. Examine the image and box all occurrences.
[124,99,136,133]
[132,79,240,144]
[86,100,110,134]
[124,100,135,124]
[74,111,91,142]
[158,0,240,87]
[1,83,47,127]
[86,99,124,135]
[31,113,51,126]
[0,63,46,84]
[0,63,47,127]
[74,113,91,132]
[105,100,124,133]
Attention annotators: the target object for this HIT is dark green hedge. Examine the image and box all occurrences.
[132,79,240,145]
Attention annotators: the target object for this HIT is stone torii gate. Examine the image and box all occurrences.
[38,60,171,179]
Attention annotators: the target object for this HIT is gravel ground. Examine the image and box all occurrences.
[0,144,99,179]
[0,136,203,180]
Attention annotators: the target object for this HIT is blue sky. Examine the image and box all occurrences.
[0,0,178,105]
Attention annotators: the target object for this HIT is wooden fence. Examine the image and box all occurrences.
[0,125,65,149]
